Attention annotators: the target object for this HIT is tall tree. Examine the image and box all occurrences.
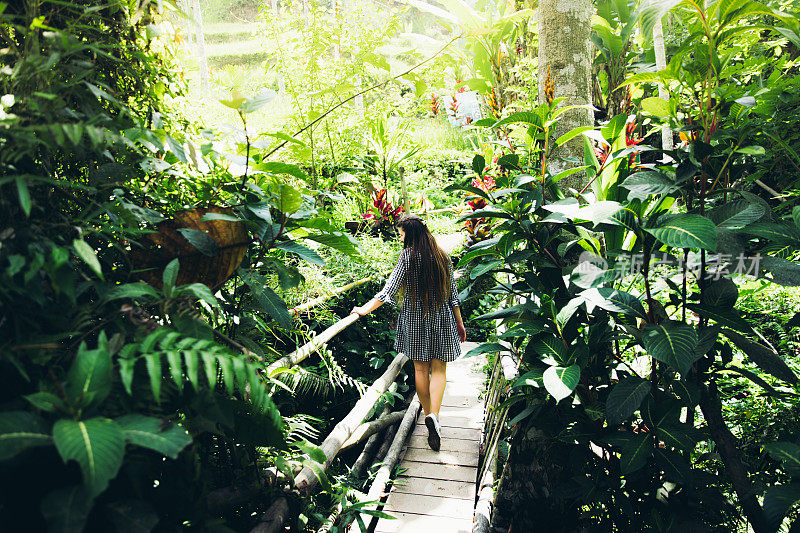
[653,16,673,155]
[538,0,594,191]
[191,0,209,92]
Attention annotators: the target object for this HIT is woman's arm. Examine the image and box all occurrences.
[453,305,466,342]
[351,250,407,316]
[351,298,383,316]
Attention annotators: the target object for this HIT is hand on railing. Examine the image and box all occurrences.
[457,321,466,343]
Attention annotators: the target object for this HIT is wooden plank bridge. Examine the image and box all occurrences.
[373,342,486,533]
[267,233,515,533]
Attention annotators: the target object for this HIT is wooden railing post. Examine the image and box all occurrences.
[294,352,410,492]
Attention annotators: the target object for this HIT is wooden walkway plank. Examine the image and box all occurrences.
[374,512,472,533]
[390,477,474,500]
[373,342,487,532]
[397,462,478,483]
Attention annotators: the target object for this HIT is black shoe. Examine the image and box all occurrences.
[425,414,441,451]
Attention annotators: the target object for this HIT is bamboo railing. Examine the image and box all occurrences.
[290,274,379,315]
[473,307,520,532]
[294,351,410,492]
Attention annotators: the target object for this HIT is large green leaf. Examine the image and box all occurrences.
[276,240,325,266]
[462,342,506,358]
[606,377,651,425]
[700,277,738,309]
[470,259,503,279]
[53,418,125,497]
[761,256,800,287]
[655,448,692,485]
[305,232,361,257]
[492,111,543,128]
[641,321,699,375]
[244,272,291,328]
[474,304,526,320]
[764,442,800,477]
[686,303,753,332]
[529,335,570,363]
[581,288,647,319]
[542,365,580,402]
[259,161,309,181]
[73,239,104,280]
[104,283,159,301]
[40,485,94,533]
[179,283,220,309]
[657,422,698,450]
[646,214,717,251]
[708,199,765,229]
[66,333,112,408]
[105,500,160,533]
[764,483,800,530]
[162,258,179,295]
[722,329,798,384]
[743,221,800,243]
[177,228,219,257]
[620,433,653,475]
[263,179,302,214]
[240,89,277,114]
[620,171,679,201]
[696,324,721,358]
[115,415,191,459]
[0,411,52,461]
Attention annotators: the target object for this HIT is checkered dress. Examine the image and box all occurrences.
[375,248,461,363]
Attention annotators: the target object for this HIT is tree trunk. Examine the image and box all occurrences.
[537,0,593,192]
[490,415,577,532]
[191,0,209,93]
[653,17,673,156]
[699,380,770,533]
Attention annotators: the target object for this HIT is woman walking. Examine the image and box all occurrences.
[350,214,466,451]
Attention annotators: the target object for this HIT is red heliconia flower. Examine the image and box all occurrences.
[594,144,610,165]
[625,121,642,147]
[429,93,440,116]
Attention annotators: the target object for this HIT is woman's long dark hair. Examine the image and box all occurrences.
[396,214,451,315]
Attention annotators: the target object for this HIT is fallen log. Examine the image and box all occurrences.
[340,410,405,451]
[350,384,400,479]
[206,483,261,515]
[250,496,290,533]
[294,352,410,492]
[361,396,421,530]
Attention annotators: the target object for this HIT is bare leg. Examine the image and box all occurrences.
[429,358,447,417]
[413,360,432,416]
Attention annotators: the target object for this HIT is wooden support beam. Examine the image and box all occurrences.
[473,469,494,533]
[250,496,289,533]
[267,313,360,375]
[361,396,422,529]
[341,410,405,451]
[351,383,399,478]
[294,352,410,492]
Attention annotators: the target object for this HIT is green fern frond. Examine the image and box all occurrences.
[116,328,278,414]
[285,414,323,443]
[319,346,367,396]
